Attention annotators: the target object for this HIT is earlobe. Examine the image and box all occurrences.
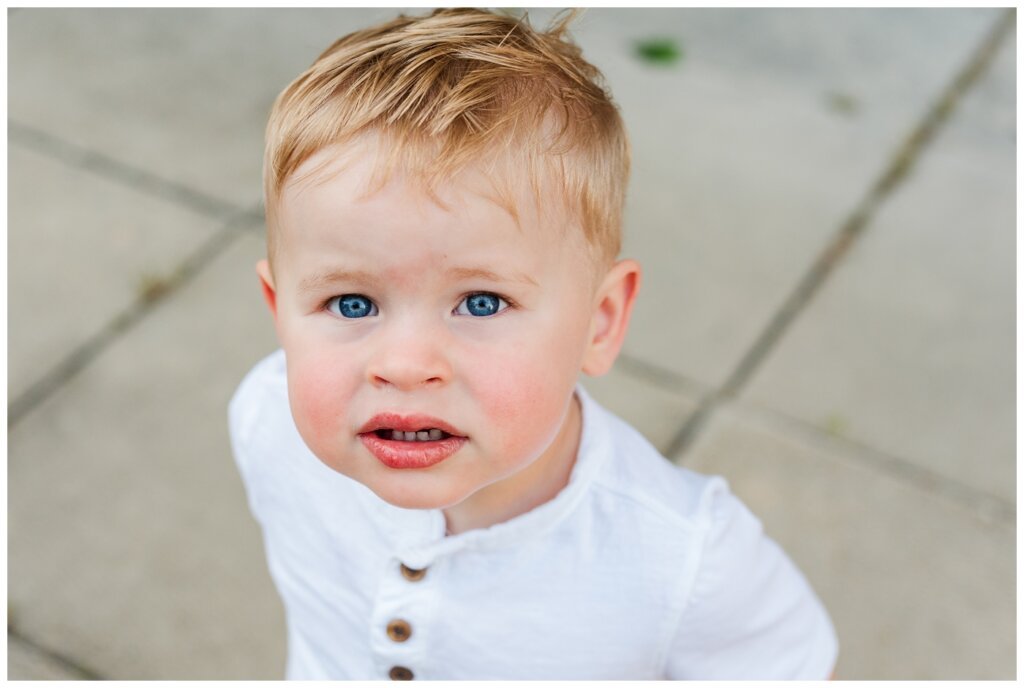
[256,259,278,321]
[581,259,641,377]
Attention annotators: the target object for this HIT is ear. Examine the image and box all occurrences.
[256,259,278,322]
[581,259,641,377]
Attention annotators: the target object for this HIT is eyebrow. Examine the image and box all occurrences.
[447,266,539,287]
[297,266,539,294]
[297,269,379,294]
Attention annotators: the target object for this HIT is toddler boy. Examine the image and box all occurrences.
[230,8,837,680]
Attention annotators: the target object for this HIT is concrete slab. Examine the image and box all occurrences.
[7,8,398,208]
[7,145,223,405]
[559,9,1001,387]
[8,232,284,679]
[8,634,88,680]
[740,28,1015,503]
[681,402,1015,680]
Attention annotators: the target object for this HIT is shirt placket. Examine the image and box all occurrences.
[370,550,446,681]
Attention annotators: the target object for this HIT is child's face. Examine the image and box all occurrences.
[261,138,610,514]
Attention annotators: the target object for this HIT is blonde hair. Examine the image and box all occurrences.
[264,8,630,268]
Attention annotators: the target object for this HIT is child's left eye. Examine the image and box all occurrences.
[455,292,509,317]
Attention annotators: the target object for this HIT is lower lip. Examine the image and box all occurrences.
[359,433,468,469]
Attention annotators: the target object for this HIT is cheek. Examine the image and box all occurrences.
[286,349,356,451]
[476,380,561,469]
[467,317,588,459]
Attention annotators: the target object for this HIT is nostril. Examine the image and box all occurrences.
[366,354,451,389]
[371,375,391,388]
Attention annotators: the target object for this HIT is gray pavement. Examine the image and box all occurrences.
[7,8,1016,680]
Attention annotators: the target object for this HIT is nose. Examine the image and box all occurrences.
[366,318,452,391]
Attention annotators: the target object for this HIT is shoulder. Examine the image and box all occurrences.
[577,392,837,678]
[575,390,743,607]
[581,390,731,536]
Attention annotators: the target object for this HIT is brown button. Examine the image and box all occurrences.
[389,665,414,681]
[400,563,427,582]
[386,619,412,642]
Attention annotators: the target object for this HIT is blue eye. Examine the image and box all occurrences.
[327,294,378,319]
[456,292,507,317]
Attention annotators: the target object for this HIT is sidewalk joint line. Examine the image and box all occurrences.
[8,627,106,680]
[720,396,1015,526]
[8,120,244,220]
[614,352,711,398]
[665,8,1016,462]
[8,209,261,429]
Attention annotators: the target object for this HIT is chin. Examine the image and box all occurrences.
[368,478,471,512]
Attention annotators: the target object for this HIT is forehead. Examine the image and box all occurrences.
[278,134,582,251]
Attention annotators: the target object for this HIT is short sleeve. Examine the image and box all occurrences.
[664,483,838,679]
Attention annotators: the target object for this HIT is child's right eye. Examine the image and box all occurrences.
[326,294,378,319]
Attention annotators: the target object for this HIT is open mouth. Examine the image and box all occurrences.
[372,428,453,442]
[358,414,468,469]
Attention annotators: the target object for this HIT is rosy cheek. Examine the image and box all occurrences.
[470,343,576,460]
[287,355,351,448]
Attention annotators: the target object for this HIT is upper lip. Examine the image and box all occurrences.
[358,413,467,437]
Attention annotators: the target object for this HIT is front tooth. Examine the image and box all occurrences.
[404,431,417,441]
[428,429,442,440]
[416,431,430,441]
[391,430,404,441]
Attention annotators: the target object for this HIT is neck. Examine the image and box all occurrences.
[442,393,582,536]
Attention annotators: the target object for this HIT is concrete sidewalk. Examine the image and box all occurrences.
[7,8,1016,680]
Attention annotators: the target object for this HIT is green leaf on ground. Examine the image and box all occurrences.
[823,413,849,437]
[635,38,683,66]
[825,91,860,116]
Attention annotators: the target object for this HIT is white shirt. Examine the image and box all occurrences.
[229,350,838,680]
